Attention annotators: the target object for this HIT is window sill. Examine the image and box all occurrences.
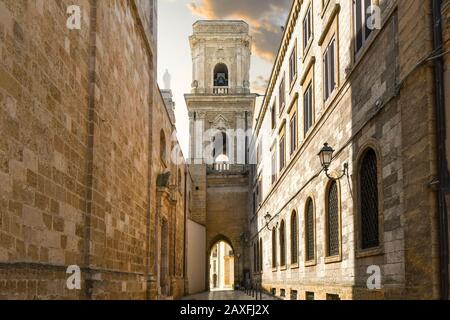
[356,247,383,259]
[305,259,316,267]
[324,255,342,264]
[290,263,299,269]
[289,75,298,94]
[272,267,278,272]
[280,265,287,271]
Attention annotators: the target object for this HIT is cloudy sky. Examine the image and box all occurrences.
[158,0,292,155]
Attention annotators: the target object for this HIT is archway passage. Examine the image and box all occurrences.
[209,241,234,291]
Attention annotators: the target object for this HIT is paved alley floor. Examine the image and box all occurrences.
[182,290,279,301]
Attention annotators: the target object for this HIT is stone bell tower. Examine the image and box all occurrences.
[185,20,256,289]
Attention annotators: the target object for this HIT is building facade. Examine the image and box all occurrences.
[185,21,256,291]
[249,0,450,300]
[0,0,189,300]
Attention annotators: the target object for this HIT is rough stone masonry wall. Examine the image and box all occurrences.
[0,0,91,299]
[0,0,159,299]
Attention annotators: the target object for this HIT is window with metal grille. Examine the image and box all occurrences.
[259,238,263,272]
[303,82,313,136]
[253,242,257,273]
[280,289,286,297]
[305,198,315,261]
[291,290,298,300]
[272,229,277,268]
[279,220,286,266]
[306,291,315,300]
[359,148,379,249]
[326,293,341,300]
[291,211,298,264]
[327,181,340,257]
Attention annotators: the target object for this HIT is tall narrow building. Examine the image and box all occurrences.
[185,21,256,290]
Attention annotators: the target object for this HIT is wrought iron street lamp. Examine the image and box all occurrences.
[318,143,348,181]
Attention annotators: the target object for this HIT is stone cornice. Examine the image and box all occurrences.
[254,0,302,135]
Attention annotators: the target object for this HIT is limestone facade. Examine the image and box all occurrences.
[249,0,450,300]
[0,0,189,300]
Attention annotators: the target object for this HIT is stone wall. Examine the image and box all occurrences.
[250,0,445,300]
[0,0,187,300]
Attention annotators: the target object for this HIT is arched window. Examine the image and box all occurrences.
[326,181,340,257]
[214,63,229,87]
[259,238,263,272]
[305,198,315,262]
[359,148,379,249]
[291,211,298,264]
[272,228,277,268]
[279,220,286,267]
[160,130,166,162]
[253,242,257,273]
[212,131,228,160]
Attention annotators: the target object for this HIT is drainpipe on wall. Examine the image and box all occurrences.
[431,0,449,300]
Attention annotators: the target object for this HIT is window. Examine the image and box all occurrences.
[303,5,312,50]
[256,139,262,165]
[272,228,277,268]
[253,243,258,273]
[279,220,286,267]
[160,130,166,162]
[354,0,374,54]
[280,289,286,297]
[213,63,228,87]
[259,238,263,272]
[326,293,341,300]
[291,211,298,264]
[305,198,315,262]
[324,38,336,101]
[271,103,277,130]
[212,132,227,160]
[271,150,277,185]
[306,292,315,300]
[279,135,286,171]
[271,288,276,296]
[252,192,256,216]
[359,148,379,249]
[178,169,182,188]
[290,113,297,155]
[289,43,297,85]
[291,290,298,300]
[326,181,340,257]
[279,77,286,113]
[303,82,313,136]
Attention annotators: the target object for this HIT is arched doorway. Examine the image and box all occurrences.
[209,240,234,291]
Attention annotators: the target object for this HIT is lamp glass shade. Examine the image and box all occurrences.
[264,213,271,225]
[319,143,334,169]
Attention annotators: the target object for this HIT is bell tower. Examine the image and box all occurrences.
[185,20,256,290]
